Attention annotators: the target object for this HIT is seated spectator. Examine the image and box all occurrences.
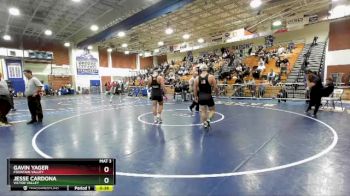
[236,64,243,73]
[277,45,286,55]
[272,74,281,86]
[288,41,295,53]
[257,58,266,71]
[242,65,251,78]
[271,48,278,57]
[322,78,334,97]
[173,81,182,99]
[275,57,282,68]
[277,87,288,102]
[280,58,289,75]
[246,79,257,97]
[267,69,276,82]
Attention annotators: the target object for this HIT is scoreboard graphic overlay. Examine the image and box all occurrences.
[7,159,116,191]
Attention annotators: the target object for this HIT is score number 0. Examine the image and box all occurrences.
[103,166,110,184]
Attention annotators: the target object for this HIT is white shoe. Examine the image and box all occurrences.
[203,121,208,128]
[188,106,193,113]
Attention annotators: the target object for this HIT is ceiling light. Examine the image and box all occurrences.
[139,53,143,57]
[183,34,190,40]
[3,35,11,41]
[125,51,130,55]
[9,7,20,16]
[158,41,164,46]
[117,31,125,37]
[122,43,128,48]
[44,30,52,36]
[64,42,70,47]
[272,20,282,26]
[87,45,93,50]
[154,49,160,53]
[72,0,81,2]
[250,0,262,9]
[90,25,99,31]
[197,38,204,43]
[107,48,113,52]
[165,27,174,35]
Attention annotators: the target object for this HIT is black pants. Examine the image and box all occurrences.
[27,95,43,121]
[190,100,199,111]
[9,95,14,109]
[0,95,11,123]
[306,89,322,115]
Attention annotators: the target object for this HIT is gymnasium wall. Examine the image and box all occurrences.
[0,37,69,65]
[325,18,350,85]
[111,51,137,69]
[98,47,108,67]
[156,55,168,64]
[140,56,153,69]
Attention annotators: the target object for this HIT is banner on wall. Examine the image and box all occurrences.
[5,59,25,93]
[5,59,22,79]
[76,49,99,75]
[224,28,257,43]
[286,14,309,30]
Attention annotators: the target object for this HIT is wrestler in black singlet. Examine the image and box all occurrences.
[198,74,214,107]
[151,76,163,102]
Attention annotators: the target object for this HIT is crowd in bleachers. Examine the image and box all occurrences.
[123,37,301,98]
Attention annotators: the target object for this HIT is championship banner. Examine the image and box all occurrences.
[5,59,22,79]
[211,33,223,43]
[76,49,99,75]
[5,59,25,93]
[224,28,245,42]
[308,15,318,24]
[224,28,256,43]
[286,14,309,30]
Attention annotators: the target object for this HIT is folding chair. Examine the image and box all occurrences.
[322,89,344,110]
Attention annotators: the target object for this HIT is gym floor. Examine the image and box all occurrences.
[0,95,349,195]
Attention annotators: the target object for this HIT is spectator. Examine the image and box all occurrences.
[23,70,44,124]
[322,78,334,97]
[277,45,286,55]
[275,57,282,68]
[288,41,295,53]
[0,72,11,125]
[7,83,16,111]
[312,36,318,46]
[258,80,267,98]
[267,69,276,83]
[277,87,288,103]
[246,79,257,97]
[257,58,266,71]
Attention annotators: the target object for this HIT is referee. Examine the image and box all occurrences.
[23,70,44,124]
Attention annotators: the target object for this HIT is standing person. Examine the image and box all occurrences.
[0,72,11,125]
[109,81,117,103]
[8,84,16,111]
[23,70,44,124]
[194,64,219,128]
[305,70,323,117]
[148,71,165,124]
[188,66,199,112]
